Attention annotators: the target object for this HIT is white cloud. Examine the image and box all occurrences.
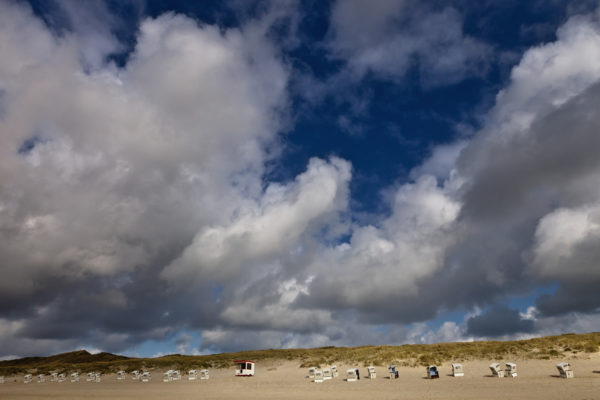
[305,174,460,313]
[531,206,600,281]
[162,157,351,285]
[485,14,600,137]
[0,0,290,355]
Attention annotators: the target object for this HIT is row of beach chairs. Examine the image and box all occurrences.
[17,369,211,384]
[9,362,578,385]
[307,362,577,383]
[21,372,101,384]
[308,366,339,382]
[162,369,209,381]
[489,362,517,377]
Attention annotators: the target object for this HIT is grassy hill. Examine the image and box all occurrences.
[1,332,598,376]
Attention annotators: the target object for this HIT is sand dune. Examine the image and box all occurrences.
[1,357,599,400]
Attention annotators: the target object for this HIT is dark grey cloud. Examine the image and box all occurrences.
[453,81,600,318]
[466,306,535,337]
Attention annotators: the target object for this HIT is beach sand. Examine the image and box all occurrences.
[1,357,599,400]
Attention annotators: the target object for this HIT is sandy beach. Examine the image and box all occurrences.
[1,357,599,400]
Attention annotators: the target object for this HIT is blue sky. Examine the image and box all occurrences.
[1,0,600,358]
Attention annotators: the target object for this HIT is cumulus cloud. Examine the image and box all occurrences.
[447,12,600,320]
[0,0,290,355]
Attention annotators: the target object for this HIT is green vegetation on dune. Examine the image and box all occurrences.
[1,332,598,376]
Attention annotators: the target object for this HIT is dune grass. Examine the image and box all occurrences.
[1,332,598,376]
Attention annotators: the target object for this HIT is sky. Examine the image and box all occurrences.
[1,0,600,359]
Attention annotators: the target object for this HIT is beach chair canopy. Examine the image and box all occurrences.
[556,362,571,371]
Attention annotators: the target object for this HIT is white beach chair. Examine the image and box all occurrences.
[86,372,96,382]
[94,373,101,382]
[200,369,209,380]
[308,367,317,379]
[322,367,332,380]
[367,366,376,379]
[172,370,182,380]
[556,362,574,378]
[331,365,339,377]
[505,363,517,378]
[117,370,127,380]
[188,370,198,380]
[313,369,324,383]
[452,363,464,377]
[131,370,140,380]
[489,363,504,378]
[37,374,45,383]
[346,369,357,382]
[70,372,80,382]
[141,371,151,382]
[24,374,32,384]
[58,373,66,382]
[163,370,173,382]
[49,372,58,382]
[0,376,4,384]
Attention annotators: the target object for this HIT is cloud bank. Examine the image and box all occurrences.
[1,1,600,357]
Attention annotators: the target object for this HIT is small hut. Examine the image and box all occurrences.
[234,360,255,376]
[556,362,574,378]
[451,363,464,377]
